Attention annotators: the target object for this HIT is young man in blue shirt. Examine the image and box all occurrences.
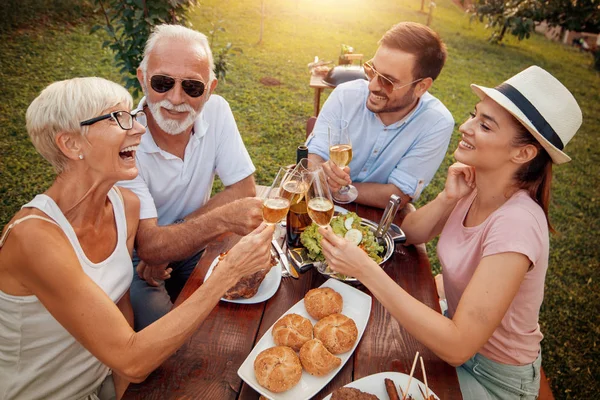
[307,22,454,209]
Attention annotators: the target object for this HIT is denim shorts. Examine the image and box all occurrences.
[457,352,541,400]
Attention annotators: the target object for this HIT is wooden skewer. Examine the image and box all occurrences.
[398,384,405,399]
[402,351,420,400]
[420,356,430,399]
[418,385,428,399]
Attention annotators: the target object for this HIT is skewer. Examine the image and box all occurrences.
[420,356,430,399]
[418,385,428,399]
[402,351,420,400]
[399,384,405,399]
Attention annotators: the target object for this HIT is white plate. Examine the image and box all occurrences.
[237,279,372,400]
[322,371,440,399]
[205,255,282,304]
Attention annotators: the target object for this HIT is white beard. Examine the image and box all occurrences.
[146,97,199,136]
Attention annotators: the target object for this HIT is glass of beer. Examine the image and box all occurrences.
[306,167,335,227]
[285,159,317,247]
[328,120,358,204]
[262,168,292,225]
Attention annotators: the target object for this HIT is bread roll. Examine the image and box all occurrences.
[272,313,313,351]
[313,313,358,354]
[299,338,341,376]
[253,346,302,393]
[304,287,343,320]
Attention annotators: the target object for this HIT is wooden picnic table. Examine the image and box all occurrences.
[123,202,463,400]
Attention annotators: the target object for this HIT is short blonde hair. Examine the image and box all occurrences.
[26,77,133,173]
[139,24,216,82]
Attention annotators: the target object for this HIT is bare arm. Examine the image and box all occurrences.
[114,291,134,398]
[309,154,410,209]
[358,252,529,366]
[182,175,256,218]
[401,163,476,245]
[352,182,410,209]
[135,176,263,264]
[319,227,530,366]
[4,221,274,383]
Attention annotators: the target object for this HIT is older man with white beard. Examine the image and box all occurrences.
[117,24,263,330]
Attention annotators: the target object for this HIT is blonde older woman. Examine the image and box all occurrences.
[318,66,581,399]
[0,77,273,400]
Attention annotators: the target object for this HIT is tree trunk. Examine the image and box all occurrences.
[258,0,265,44]
[499,24,507,42]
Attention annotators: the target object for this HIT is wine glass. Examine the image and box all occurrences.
[328,120,358,204]
[262,167,292,225]
[305,167,335,227]
[280,166,307,207]
[284,158,318,248]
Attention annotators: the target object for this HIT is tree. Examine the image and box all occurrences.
[92,0,198,96]
[541,0,600,34]
[470,0,541,43]
[470,0,599,43]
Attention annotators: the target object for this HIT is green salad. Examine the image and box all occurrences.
[300,212,384,263]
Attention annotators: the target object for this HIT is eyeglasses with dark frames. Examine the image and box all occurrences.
[80,110,147,130]
[150,75,206,98]
[363,60,423,93]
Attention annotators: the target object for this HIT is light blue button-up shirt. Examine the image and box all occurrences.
[307,79,454,200]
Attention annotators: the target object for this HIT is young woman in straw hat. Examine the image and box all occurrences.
[0,77,273,400]
[318,66,582,399]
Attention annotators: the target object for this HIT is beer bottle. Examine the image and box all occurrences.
[286,146,311,248]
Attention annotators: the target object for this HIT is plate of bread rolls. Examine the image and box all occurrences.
[237,279,372,399]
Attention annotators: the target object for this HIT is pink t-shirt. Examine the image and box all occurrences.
[438,190,549,365]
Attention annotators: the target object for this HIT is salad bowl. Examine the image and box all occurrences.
[295,213,395,285]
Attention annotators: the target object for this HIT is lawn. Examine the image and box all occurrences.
[1,0,599,398]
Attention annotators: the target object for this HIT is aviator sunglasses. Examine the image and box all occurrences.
[363,60,423,94]
[150,74,206,98]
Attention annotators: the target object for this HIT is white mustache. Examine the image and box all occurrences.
[156,100,195,113]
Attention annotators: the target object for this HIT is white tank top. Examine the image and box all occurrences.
[0,188,133,400]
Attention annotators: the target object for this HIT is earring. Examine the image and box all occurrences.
[78,154,84,160]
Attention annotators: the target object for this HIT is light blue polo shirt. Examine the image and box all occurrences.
[307,79,454,200]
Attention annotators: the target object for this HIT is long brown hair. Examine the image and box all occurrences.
[511,118,555,232]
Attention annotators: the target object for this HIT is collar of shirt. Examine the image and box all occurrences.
[373,96,423,129]
[136,96,209,156]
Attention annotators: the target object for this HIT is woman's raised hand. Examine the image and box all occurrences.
[443,162,476,202]
[223,223,275,279]
[318,226,379,281]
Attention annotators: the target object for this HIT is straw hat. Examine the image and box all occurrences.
[470,65,582,164]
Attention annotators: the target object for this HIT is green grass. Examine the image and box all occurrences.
[1,1,599,398]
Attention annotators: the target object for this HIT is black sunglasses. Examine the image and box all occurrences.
[80,110,147,130]
[150,75,206,98]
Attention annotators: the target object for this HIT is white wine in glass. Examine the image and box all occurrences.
[329,144,353,168]
[262,167,291,225]
[307,197,335,226]
[328,120,358,204]
[306,168,334,227]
